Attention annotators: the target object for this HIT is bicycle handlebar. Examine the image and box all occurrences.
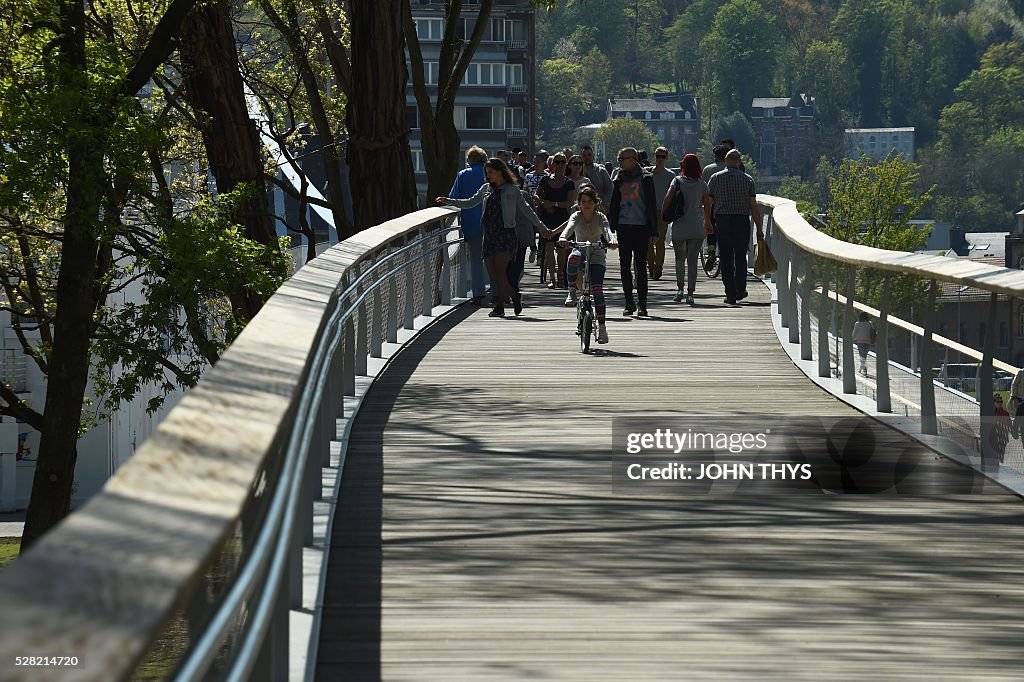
[565,240,607,250]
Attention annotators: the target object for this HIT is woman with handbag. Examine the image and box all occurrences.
[437,158,546,317]
[662,153,710,305]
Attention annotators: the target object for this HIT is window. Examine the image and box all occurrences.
[764,108,774,118]
[505,63,523,85]
[661,112,672,120]
[645,111,652,119]
[464,64,478,85]
[489,17,503,41]
[1001,321,1010,348]
[424,62,439,85]
[504,107,524,129]
[684,111,691,119]
[465,106,493,130]
[504,19,524,41]
[414,18,443,41]
[669,127,677,140]
[411,149,425,173]
[406,106,419,129]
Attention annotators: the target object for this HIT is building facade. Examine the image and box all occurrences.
[750,93,815,180]
[407,0,537,199]
[844,127,915,162]
[605,94,700,160]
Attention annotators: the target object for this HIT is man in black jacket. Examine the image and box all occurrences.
[608,147,659,316]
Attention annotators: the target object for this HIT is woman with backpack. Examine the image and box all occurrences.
[437,158,546,317]
[661,153,711,305]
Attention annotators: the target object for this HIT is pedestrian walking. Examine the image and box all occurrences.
[851,312,875,376]
[647,146,677,281]
[437,158,546,317]
[662,153,711,305]
[447,145,488,304]
[581,145,613,207]
[705,149,763,305]
[608,147,658,317]
[535,152,577,288]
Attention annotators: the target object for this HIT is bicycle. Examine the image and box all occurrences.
[566,240,607,353]
[700,235,720,278]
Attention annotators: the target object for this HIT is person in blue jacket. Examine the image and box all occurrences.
[448,146,488,304]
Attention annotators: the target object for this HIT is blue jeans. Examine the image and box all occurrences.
[466,233,487,298]
[715,215,752,299]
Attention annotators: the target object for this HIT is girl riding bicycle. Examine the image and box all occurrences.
[557,186,618,344]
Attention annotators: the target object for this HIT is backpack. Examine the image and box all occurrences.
[661,177,686,223]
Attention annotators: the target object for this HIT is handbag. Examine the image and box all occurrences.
[754,237,777,276]
[661,178,686,223]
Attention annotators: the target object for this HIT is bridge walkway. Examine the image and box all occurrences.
[316,256,1024,680]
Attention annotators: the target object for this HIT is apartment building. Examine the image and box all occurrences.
[407,0,536,197]
[750,93,815,180]
[605,94,701,159]
[844,127,916,162]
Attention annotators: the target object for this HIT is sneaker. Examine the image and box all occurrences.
[564,291,576,307]
[724,296,736,305]
[547,281,556,289]
[673,291,684,302]
[489,307,505,317]
[597,324,609,344]
[686,293,695,306]
[638,306,648,317]
[737,290,749,301]
[623,303,636,316]
[512,293,523,316]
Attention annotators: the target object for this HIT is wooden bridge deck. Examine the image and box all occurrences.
[316,257,1024,681]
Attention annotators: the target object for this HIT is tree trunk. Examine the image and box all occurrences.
[347,0,417,229]
[180,0,281,318]
[260,0,356,241]
[21,0,104,549]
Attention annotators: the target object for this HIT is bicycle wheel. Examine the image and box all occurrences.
[701,237,720,278]
[581,307,594,353]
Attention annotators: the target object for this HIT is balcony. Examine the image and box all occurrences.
[505,128,528,143]
[507,84,527,94]
[505,39,527,58]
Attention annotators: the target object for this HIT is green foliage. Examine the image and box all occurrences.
[91,188,291,416]
[594,118,662,158]
[538,58,586,138]
[699,0,778,120]
[822,154,936,313]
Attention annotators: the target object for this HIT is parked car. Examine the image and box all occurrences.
[935,363,1014,393]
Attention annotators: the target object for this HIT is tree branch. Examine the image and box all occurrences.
[120,0,200,96]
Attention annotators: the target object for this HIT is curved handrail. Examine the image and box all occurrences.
[0,206,461,681]
[760,196,1024,296]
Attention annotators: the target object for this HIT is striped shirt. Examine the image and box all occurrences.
[707,167,756,216]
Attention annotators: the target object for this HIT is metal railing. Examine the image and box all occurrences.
[760,196,1024,473]
[0,207,468,681]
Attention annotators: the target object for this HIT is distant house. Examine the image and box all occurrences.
[844,127,915,162]
[749,93,815,181]
[606,94,700,159]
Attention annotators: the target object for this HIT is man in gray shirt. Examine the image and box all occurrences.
[581,144,613,207]
[706,149,763,305]
[648,146,677,280]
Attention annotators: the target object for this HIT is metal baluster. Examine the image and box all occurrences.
[920,279,938,435]
[440,234,453,306]
[355,263,368,377]
[343,314,356,397]
[371,274,383,359]
[404,235,416,330]
[799,249,812,360]
[842,266,856,394]
[818,264,831,378]
[387,260,398,343]
[421,228,436,317]
[788,240,800,344]
[979,291,999,466]
[875,275,892,412]
[776,230,789,326]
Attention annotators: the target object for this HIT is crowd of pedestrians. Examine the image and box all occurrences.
[437,140,765,342]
